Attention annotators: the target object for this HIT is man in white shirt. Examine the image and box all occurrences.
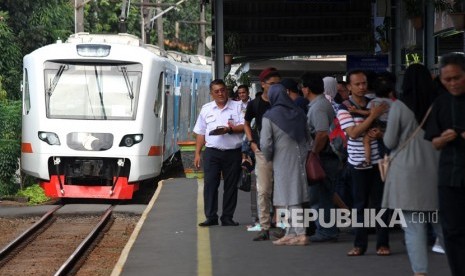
[194,79,245,227]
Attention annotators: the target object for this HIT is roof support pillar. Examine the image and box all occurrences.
[213,0,224,80]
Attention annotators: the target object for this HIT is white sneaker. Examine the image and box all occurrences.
[276,222,286,229]
[247,223,262,232]
[432,243,445,254]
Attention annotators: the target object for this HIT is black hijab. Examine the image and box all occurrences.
[263,84,307,142]
[401,63,438,124]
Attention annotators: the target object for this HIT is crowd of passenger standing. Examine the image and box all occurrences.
[193,52,465,276]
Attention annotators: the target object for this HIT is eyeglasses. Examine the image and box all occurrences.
[212,88,226,94]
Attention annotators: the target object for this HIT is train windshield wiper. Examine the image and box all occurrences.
[121,66,134,99]
[46,65,66,96]
[94,66,107,120]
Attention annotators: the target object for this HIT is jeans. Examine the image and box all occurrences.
[334,162,353,209]
[308,154,340,239]
[349,164,389,251]
[403,211,443,274]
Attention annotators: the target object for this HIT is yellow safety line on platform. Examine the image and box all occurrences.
[110,181,164,276]
[197,179,213,276]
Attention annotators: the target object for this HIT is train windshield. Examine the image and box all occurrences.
[44,61,142,120]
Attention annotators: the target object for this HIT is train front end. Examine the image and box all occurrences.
[21,37,163,199]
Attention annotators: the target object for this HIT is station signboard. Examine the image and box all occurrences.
[346,55,389,73]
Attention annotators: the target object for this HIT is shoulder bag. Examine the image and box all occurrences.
[379,106,432,182]
[306,151,326,184]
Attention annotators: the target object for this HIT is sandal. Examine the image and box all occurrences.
[376,246,391,256]
[347,247,365,256]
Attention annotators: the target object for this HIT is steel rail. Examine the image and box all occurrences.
[55,205,114,276]
[0,205,63,260]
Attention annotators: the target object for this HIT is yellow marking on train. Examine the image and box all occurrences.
[197,179,213,276]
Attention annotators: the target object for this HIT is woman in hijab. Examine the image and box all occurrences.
[382,63,442,276]
[260,84,309,246]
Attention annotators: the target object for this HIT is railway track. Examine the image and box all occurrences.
[0,205,115,276]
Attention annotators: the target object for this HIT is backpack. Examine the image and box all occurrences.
[328,116,348,162]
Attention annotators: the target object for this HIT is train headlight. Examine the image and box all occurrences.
[38,131,61,145]
[76,44,111,57]
[119,134,143,147]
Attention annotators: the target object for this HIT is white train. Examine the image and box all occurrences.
[21,33,212,199]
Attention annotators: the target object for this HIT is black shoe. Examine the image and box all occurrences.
[221,218,239,226]
[253,230,270,241]
[198,219,219,227]
[271,228,286,240]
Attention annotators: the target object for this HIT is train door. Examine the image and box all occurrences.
[177,68,192,142]
[163,68,176,161]
[154,71,165,160]
[197,72,211,114]
[190,72,201,136]
[173,69,182,147]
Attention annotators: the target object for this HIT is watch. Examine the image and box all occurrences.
[228,127,234,134]
[247,140,255,146]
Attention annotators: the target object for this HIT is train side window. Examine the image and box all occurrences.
[23,68,31,115]
[154,72,164,117]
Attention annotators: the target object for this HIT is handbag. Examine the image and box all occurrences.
[238,168,251,192]
[378,106,432,182]
[378,154,391,182]
[306,151,326,184]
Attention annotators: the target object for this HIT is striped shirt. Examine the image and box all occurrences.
[337,98,381,166]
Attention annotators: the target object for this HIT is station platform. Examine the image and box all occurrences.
[112,178,451,276]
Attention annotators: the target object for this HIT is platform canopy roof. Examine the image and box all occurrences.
[222,0,373,63]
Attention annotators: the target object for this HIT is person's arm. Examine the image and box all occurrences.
[229,124,244,134]
[312,131,328,154]
[432,129,457,150]
[344,103,389,139]
[383,102,401,150]
[227,105,245,134]
[259,118,273,161]
[194,134,205,169]
[244,121,258,152]
[348,106,370,116]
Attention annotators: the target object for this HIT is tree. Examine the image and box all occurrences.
[0,11,21,100]
[0,0,74,57]
[84,0,141,36]
[150,0,212,54]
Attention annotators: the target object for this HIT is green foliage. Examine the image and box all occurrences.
[152,0,213,54]
[0,11,22,100]
[85,0,141,36]
[0,139,20,196]
[0,101,21,196]
[0,76,8,101]
[0,101,22,140]
[1,0,74,57]
[237,72,251,87]
[16,184,50,205]
[0,1,73,100]
[224,32,241,54]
